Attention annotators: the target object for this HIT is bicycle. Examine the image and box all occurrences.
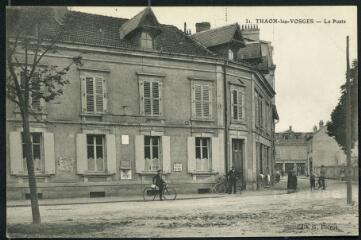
[143,183,177,201]
[211,175,228,194]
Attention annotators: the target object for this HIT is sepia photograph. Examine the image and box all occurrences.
[5,3,358,238]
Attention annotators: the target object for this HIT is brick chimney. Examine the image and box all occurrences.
[289,126,292,132]
[319,120,324,128]
[241,24,260,41]
[195,22,211,33]
[313,125,318,132]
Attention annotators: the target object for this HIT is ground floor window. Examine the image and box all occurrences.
[195,137,211,171]
[87,135,105,172]
[22,132,43,172]
[144,136,161,171]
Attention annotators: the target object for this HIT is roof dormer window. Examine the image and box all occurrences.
[140,32,153,49]
[228,49,234,60]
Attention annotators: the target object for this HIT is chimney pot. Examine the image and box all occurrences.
[289,126,292,131]
[195,22,211,33]
[319,120,324,128]
[184,22,187,33]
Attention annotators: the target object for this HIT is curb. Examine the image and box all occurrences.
[7,194,226,208]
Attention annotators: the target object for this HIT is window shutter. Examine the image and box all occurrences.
[208,86,212,118]
[139,80,144,115]
[31,72,41,110]
[194,85,202,118]
[231,90,236,120]
[202,85,209,118]
[76,133,87,174]
[143,81,151,115]
[152,81,160,115]
[106,134,116,174]
[9,132,23,175]
[162,136,171,173]
[102,78,107,112]
[44,132,56,174]
[95,77,104,113]
[191,85,196,117]
[85,77,94,113]
[211,137,220,173]
[80,76,87,113]
[158,82,163,116]
[135,135,144,173]
[238,91,243,120]
[187,137,196,173]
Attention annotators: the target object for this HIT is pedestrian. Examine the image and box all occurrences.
[287,168,297,193]
[310,170,316,191]
[275,169,280,183]
[226,166,239,194]
[319,165,326,190]
[258,171,264,189]
[152,170,166,201]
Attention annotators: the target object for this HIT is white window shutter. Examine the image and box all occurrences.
[195,85,202,118]
[187,137,196,173]
[9,132,23,175]
[95,77,104,113]
[191,85,196,117]
[231,89,235,120]
[135,135,144,173]
[241,93,245,120]
[162,136,171,173]
[106,134,116,174]
[139,80,145,115]
[211,137,220,173]
[44,132,56,174]
[76,133,87,174]
[80,76,87,113]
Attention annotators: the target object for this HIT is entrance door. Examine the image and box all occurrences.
[232,139,245,189]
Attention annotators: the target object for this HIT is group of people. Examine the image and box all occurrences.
[310,165,326,190]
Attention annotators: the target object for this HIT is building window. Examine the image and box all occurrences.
[22,132,43,172]
[84,76,106,113]
[140,32,153,49]
[142,80,161,116]
[195,137,211,171]
[193,84,212,119]
[87,135,105,172]
[228,49,234,60]
[19,70,42,110]
[144,136,161,171]
[231,89,244,121]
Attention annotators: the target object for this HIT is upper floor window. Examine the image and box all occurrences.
[81,75,107,114]
[17,70,42,110]
[231,88,245,121]
[228,49,234,61]
[140,79,162,116]
[192,83,212,119]
[140,32,153,49]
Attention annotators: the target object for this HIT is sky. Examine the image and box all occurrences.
[69,6,357,133]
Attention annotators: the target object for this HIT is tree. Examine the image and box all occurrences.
[6,7,81,224]
[327,59,358,154]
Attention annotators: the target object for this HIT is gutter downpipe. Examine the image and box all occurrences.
[223,60,229,173]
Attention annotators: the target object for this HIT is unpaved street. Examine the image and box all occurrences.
[7,179,358,237]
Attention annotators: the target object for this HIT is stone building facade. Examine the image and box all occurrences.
[6,7,278,199]
[275,126,312,175]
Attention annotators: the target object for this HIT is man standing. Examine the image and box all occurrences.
[319,165,326,190]
[227,166,239,194]
[152,170,165,201]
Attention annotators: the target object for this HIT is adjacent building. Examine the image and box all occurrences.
[6,7,278,199]
[275,126,312,175]
[307,120,358,180]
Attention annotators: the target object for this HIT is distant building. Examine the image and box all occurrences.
[306,120,358,179]
[275,126,312,175]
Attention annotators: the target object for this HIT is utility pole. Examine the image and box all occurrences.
[345,36,352,205]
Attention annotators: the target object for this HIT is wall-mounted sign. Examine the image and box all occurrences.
[120,169,132,179]
[173,163,182,172]
[122,135,129,145]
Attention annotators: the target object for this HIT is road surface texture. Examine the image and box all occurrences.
[7,178,358,237]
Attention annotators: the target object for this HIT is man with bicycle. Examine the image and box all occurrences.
[152,170,166,201]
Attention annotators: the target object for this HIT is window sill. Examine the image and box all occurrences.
[144,116,165,120]
[189,171,219,176]
[191,118,215,123]
[14,109,47,115]
[80,112,106,117]
[230,119,246,125]
[78,172,115,176]
[12,173,53,177]
[137,171,170,175]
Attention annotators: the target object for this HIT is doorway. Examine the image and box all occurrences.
[232,139,245,189]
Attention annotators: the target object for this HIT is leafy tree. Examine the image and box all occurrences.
[6,7,81,224]
[327,59,358,154]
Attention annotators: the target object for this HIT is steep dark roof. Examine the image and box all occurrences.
[59,11,214,57]
[238,42,262,60]
[190,23,244,48]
